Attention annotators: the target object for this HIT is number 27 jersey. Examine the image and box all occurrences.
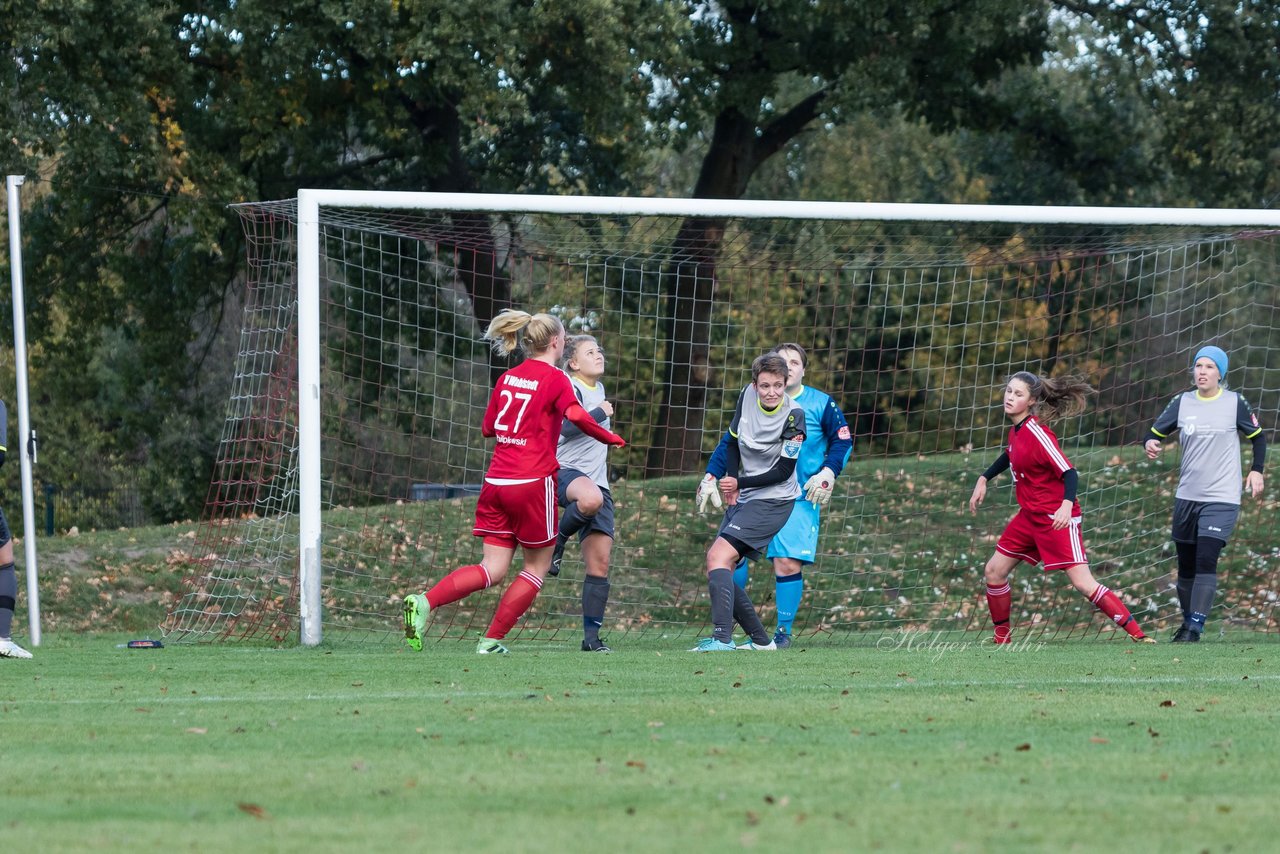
[482,358,581,479]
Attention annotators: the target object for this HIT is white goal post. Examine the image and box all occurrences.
[5,175,42,647]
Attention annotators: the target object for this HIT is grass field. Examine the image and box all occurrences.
[9,449,1280,851]
[4,633,1279,852]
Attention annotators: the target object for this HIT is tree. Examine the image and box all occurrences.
[5,0,1277,514]
[642,0,1052,475]
[1,0,686,518]
[642,0,1280,475]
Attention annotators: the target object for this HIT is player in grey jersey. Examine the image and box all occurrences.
[691,352,806,652]
[1145,345,1266,642]
[553,335,618,651]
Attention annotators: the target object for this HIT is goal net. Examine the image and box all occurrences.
[162,193,1280,645]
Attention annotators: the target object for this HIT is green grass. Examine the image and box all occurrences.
[5,633,1279,852]
[10,447,1280,851]
[30,522,197,634]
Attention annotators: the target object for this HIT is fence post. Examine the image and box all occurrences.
[43,483,55,536]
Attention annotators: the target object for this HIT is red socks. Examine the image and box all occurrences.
[485,571,543,640]
[425,564,492,610]
[1090,585,1146,639]
[985,580,1146,644]
[986,582,1012,643]
[423,565,545,642]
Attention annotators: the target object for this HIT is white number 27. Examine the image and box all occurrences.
[494,390,532,434]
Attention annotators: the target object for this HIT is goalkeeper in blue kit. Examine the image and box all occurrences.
[698,343,852,648]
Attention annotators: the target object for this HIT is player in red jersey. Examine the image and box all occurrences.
[401,309,625,654]
[969,371,1153,645]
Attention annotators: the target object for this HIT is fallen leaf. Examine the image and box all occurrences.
[1090,737,1109,744]
[185,727,208,735]
[1160,699,1176,707]
[1015,743,1031,751]
[237,802,270,820]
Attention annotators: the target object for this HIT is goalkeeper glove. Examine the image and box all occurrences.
[696,473,723,513]
[803,467,836,506]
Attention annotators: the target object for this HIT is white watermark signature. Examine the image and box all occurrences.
[875,628,1046,661]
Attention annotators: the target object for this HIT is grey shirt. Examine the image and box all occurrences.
[1150,388,1263,505]
[729,385,805,503]
[557,377,610,489]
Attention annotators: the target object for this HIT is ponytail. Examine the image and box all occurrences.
[483,309,564,358]
[1009,370,1093,423]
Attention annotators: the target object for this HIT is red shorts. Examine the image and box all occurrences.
[472,475,557,548]
[995,508,1089,571]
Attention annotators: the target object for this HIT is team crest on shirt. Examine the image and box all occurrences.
[782,437,802,458]
[837,425,851,440]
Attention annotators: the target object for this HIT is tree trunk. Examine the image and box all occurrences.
[643,92,831,475]
[407,96,513,384]
[642,110,762,476]
[644,216,725,475]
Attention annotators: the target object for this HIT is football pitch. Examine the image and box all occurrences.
[4,633,1278,853]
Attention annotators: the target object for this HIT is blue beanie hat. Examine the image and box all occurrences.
[1193,345,1228,380]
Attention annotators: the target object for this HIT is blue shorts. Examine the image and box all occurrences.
[765,499,820,564]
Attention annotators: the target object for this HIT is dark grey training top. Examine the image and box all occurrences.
[729,385,804,503]
[1150,389,1264,505]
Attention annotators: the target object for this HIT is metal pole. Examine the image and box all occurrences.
[5,175,40,646]
[295,191,322,646]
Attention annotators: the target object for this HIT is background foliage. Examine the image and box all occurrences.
[2,0,1278,524]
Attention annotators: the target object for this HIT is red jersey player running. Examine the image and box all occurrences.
[401,309,625,654]
[968,371,1153,645]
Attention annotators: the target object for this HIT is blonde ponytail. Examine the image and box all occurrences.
[483,309,564,358]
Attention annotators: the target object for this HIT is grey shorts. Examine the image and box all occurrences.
[556,469,615,541]
[717,497,794,560]
[1172,498,1238,544]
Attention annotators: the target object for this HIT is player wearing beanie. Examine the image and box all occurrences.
[1145,344,1266,642]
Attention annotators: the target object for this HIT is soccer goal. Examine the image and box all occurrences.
[162,191,1280,645]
